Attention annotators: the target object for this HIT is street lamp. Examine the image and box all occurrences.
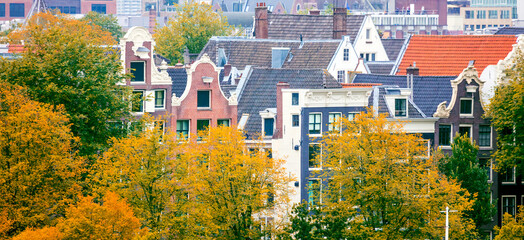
[440,206,457,240]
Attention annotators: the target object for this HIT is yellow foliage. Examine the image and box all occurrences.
[0,81,82,237]
[494,206,524,239]
[58,192,146,240]
[319,111,476,239]
[11,227,62,240]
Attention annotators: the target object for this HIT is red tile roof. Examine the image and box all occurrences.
[397,35,517,76]
[8,44,24,54]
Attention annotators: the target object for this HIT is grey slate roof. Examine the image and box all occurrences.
[353,74,456,117]
[223,12,254,28]
[266,14,365,41]
[366,62,395,75]
[494,27,524,36]
[381,38,405,61]
[238,68,341,136]
[168,68,188,97]
[212,0,294,13]
[199,37,341,69]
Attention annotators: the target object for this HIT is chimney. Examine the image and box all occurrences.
[309,9,320,15]
[223,63,232,78]
[333,7,347,39]
[149,6,156,34]
[275,82,290,139]
[255,3,268,39]
[406,63,419,76]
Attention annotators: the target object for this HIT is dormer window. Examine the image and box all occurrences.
[263,118,274,136]
[460,98,473,116]
[130,61,145,82]
[394,98,407,117]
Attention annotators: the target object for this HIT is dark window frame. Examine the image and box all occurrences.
[479,125,491,147]
[9,3,24,17]
[292,92,299,105]
[154,89,165,109]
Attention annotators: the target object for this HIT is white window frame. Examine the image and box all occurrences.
[197,90,211,109]
[501,167,516,184]
[130,61,146,83]
[458,124,473,140]
[308,112,322,136]
[501,195,517,218]
[348,112,357,121]
[131,90,145,113]
[459,98,473,117]
[394,98,408,118]
[154,89,166,109]
[343,49,349,61]
[217,119,231,127]
[328,112,342,133]
[308,143,322,170]
[176,119,190,140]
[478,125,492,148]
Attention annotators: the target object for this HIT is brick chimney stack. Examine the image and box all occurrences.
[406,63,419,76]
[255,2,268,39]
[275,81,290,139]
[309,9,320,15]
[333,7,347,39]
[149,6,156,34]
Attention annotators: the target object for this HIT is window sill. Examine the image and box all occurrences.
[479,147,493,150]
[308,134,322,138]
[439,146,452,149]
[197,107,212,111]
[130,81,146,84]
[502,182,516,185]
[459,114,474,118]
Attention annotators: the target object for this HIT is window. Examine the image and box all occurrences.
[460,99,473,115]
[154,120,165,135]
[309,144,321,168]
[196,119,210,134]
[292,115,299,127]
[481,158,492,182]
[263,118,274,136]
[197,90,211,109]
[501,167,515,184]
[489,10,498,19]
[328,113,341,132]
[130,62,145,82]
[479,125,491,147]
[9,3,24,17]
[439,125,452,146]
[343,49,349,61]
[348,113,356,121]
[501,10,510,19]
[91,4,107,14]
[292,92,299,105]
[309,113,321,135]
[395,98,407,117]
[366,29,371,40]
[308,179,321,205]
[0,4,5,17]
[371,53,376,62]
[459,125,471,139]
[131,91,144,112]
[477,10,486,19]
[154,90,165,109]
[465,10,473,19]
[177,120,189,139]
[502,196,516,217]
[337,70,345,83]
[217,119,230,127]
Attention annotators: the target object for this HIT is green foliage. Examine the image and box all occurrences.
[439,135,495,228]
[154,1,234,64]
[487,48,524,174]
[81,12,123,41]
[0,12,132,157]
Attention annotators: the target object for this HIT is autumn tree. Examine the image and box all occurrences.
[0,81,82,237]
[300,112,477,239]
[12,192,146,240]
[94,119,181,238]
[494,206,524,239]
[154,1,234,63]
[487,48,524,174]
[439,135,495,229]
[0,12,131,157]
[96,122,292,239]
[81,11,123,41]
